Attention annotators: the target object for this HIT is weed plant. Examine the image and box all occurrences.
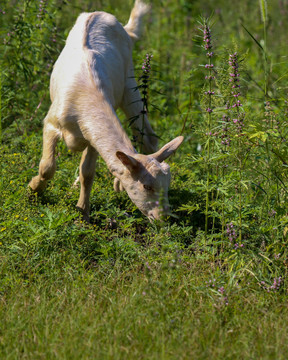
[1,0,288,358]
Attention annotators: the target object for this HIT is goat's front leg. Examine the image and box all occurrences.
[121,76,158,154]
[29,119,60,193]
[76,145,98,222]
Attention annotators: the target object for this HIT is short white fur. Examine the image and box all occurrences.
[29,0,183,221]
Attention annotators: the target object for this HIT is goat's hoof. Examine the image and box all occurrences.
[29,176,47,193]
[27,186,40,201]
[76,206,90,223]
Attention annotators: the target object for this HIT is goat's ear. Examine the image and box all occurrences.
[116,151,140,173]
[151,136,184,163]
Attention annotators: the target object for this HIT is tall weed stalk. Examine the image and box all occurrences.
[259,0,268,97]
[200,19,216,240]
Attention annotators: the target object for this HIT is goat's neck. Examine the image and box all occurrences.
[82,93,137,177]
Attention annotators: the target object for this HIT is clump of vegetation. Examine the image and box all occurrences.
[1,0,288,358]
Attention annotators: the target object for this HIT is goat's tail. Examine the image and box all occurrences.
[124,0,150,42]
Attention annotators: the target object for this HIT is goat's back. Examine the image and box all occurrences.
[50,11,133,110]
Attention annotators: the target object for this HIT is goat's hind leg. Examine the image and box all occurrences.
[29,119,60,193]
[76,145,98,222]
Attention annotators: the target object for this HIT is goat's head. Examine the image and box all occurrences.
[114,136,184,221]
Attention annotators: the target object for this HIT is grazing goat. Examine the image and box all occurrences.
[29,0,184,221]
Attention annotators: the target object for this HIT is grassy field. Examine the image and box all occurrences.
[1,0,288,358]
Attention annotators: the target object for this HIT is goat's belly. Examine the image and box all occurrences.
[62,129,88,152]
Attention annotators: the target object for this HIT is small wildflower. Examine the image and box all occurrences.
[202,21,216,118]
[145,262,151,271]
[227,52,245,135]
[218,286,225,294]
[220,115,231,149]
[205,75,215,80]
[259,277,282,293]
[207,281,229,306]
[229,53,241,94]
[133,53,154,151]
[268,209,276,217]
[226,222,244,249]
[205,278,216,287]
[203,24,213,51]
[141,53,153,74]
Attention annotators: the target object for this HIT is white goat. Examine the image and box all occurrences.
[29,0,183,221]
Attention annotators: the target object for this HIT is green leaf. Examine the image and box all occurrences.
[249,131,268,142]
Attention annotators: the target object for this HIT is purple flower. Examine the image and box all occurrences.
[225,222,243,248]
[268,209,276,217]
[218,286,225,294]
[203,24,213,51]
[141,53,153,74]
[227,52,245,134]
[202,21,216,128]
[228,53,241,94]
[259,277,282,292]
[205,75,215,80]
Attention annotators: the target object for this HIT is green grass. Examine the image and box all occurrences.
[1,259,288,359]
[1,0,288,358]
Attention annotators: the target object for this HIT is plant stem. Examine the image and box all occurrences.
[205,46,212,240]
[0,65,2,144]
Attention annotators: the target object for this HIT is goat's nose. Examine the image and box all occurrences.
[147,209,167,222]
[147,211,157,222]
[147,200,171,221]
[147,210,157,222]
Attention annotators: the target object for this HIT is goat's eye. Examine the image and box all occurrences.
[143,185,153,191]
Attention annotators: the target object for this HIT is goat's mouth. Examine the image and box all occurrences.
[148,213,156,222]
[143,208,158,222]
[147,210,164,222]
